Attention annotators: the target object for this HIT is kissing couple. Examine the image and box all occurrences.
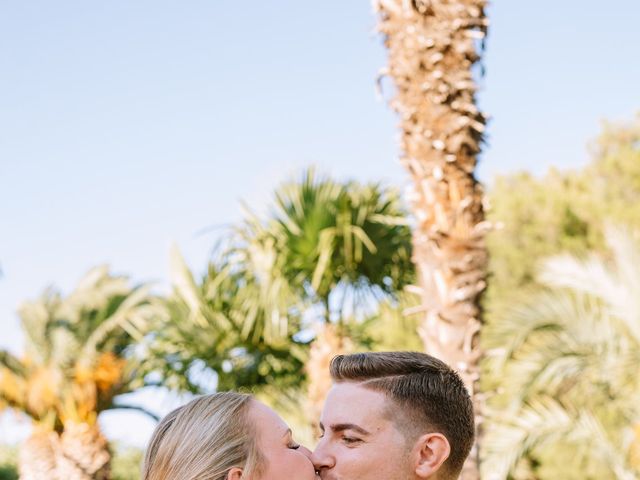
[143,351,475,480]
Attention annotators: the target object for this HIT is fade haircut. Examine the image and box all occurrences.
[330,351,474,477]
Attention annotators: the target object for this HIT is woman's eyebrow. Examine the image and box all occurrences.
[319,422,371,436]
[281,428,292,439]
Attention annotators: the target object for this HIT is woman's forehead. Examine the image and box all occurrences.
[250,400,289,433]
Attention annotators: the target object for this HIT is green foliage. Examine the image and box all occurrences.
[485,113,640,313]
[265,169,414,309]
[0,445,17,480]
[481,227,640,480]
[0,467,17,480]
[482,116,640,480]
[353,292,423,352]
[144,169,414,396]
[19,267,154,371]
[111,444,143,480]
[481,114,640,479]
[140,245,308,395]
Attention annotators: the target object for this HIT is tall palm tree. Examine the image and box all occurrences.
[373,2,489,477]
[0,267,162,480]
[482,226,640,480]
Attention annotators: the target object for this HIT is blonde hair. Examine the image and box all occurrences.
[142,392,263,480]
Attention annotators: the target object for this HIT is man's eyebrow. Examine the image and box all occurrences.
[318,422,371,436]
[282,428,292,439]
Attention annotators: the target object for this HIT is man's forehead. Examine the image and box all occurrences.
[321,382,389,424]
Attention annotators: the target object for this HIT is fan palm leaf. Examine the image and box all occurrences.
[482,226,640,479]
[143,243,305,395]
[265,168,413,319]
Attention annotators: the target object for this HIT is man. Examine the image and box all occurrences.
[311,351,475,480]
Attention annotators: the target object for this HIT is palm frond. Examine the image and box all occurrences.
[79,285,158,367]
[482,397,577,480]
[8,267,160,427]
[0,367,27,412]
[264,168,413,312]
[0,350,27,377]
[483,226,640,479]
[18,292,59,366]
[540,225,640,345]
[169,244,213,329]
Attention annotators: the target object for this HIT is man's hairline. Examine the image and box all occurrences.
[331,379,434,442]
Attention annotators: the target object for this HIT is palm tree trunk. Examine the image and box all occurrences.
[306,323,354,436]
[56,422,110,480]
[373,1,489,479]
[19,431,58,480]
[19,424,110,480]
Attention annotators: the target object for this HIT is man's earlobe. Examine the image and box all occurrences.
[414,433,451,478]
[226,467,243,480]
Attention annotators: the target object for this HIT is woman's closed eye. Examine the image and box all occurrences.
[287,441,301,450]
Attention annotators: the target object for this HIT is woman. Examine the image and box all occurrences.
[143,391,318,480]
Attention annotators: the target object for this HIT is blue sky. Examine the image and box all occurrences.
[1,0,639,447]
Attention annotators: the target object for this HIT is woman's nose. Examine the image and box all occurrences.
[299,445,313,459]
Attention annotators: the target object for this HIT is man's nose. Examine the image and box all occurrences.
[311,439,335,470]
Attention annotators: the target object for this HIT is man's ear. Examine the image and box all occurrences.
[226,467,243,480]
[413,432,451,478]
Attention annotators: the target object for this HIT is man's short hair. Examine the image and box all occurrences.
[330,351,474,476]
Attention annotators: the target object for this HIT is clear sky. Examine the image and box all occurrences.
[1,0,639,447]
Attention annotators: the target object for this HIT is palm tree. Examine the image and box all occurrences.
[143,244,307,395]
[482,226,640,480]
[265,170,413,314]
[139,242,318,445]
[149,169,414,439]
[373,2,489,477]
[257,169,414,425]
[0,267,162,480]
